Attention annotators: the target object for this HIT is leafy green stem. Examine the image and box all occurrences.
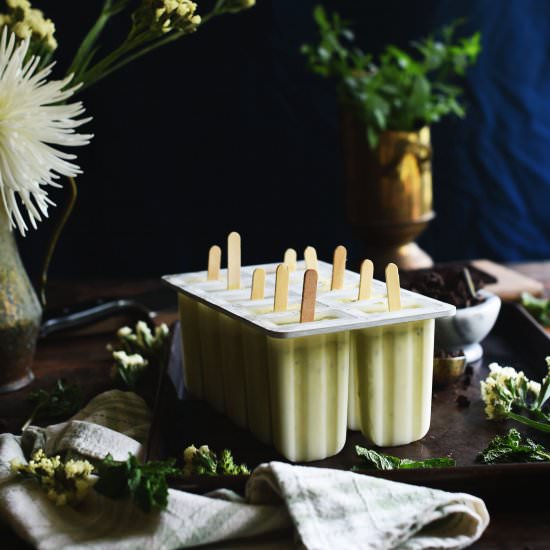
[507,411,550,434]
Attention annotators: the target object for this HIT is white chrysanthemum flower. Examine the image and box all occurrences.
[527,380,541,397]
[0,29,92,235]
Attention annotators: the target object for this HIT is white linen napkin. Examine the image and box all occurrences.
[0,390,489,549]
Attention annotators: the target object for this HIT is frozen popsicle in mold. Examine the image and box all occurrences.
[177,244,223,399]
[263,270,349,461]
[350,263,436,446]
[265,315,350,460]
[218,268,272,429]
[198,231,244,414]
[346,258,374,430]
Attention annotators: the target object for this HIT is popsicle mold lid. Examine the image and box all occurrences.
[163,260,456,339]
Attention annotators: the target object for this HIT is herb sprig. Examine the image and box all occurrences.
[302,6,481,148]
[109,321,171,389]
[477,429,550,464]
[521,292,550,327]
[354,446,455,471]
[94,454,179,513]
[22,379,83,431]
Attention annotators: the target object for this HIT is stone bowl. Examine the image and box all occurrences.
[435,289,501,363]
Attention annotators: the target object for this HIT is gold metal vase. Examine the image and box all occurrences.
[341,111,435,272]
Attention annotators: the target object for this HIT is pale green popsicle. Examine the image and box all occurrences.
[267,330,349,462]
[219,313,248,428]
[242,324,272,444]
[197,303,225,413]
[353,319,435,447]
[178,294,203,399]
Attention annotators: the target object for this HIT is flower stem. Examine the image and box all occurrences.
[508,411,550,433]
[39,177,78,307]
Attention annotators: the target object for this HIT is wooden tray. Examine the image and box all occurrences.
[147,303,550,505]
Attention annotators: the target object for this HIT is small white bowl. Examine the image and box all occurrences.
[435,289,501,363]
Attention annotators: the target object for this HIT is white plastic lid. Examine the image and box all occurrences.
[163,260,455,338]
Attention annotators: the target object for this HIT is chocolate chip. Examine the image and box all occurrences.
[456,394,470,407]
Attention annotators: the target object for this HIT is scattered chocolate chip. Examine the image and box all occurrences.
[456,394,470,407]
[462,375,472,389]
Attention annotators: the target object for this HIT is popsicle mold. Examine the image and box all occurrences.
[163,260,455,461]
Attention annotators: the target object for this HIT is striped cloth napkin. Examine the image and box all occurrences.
[0,390,489,549]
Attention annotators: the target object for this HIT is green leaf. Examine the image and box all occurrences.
[301,9,481,148]
[94,454,178,513]
[94,454,130,499]
[521,292,550,327]
[355,446,455,470]
[23,379,83,430]
[366,126,379,149]
[477,429,550,464]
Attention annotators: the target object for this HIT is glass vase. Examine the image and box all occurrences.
[0,207,42,392]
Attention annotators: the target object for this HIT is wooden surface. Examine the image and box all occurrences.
[472,259,546,300]
[1,267,550,548]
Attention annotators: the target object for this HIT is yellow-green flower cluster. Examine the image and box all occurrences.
[182,444,198,475]
[0,0,57,52]
[131,0,201,38]
[11,449,95,506]
[182,444,250,476]
[481,363,539,420]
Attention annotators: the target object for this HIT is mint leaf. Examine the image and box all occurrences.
[355,445,455,470]
[23,379,82,430]
[521,292,550,327]
[94,454,178,513]
[477,429,550,464]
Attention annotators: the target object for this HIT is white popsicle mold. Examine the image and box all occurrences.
[164,260,455,460]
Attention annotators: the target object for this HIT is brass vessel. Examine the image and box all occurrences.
[341,111,434,271]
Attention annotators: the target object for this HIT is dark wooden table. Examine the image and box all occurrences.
[1,267,550,549]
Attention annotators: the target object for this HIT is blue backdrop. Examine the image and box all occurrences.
[421,0,550,260]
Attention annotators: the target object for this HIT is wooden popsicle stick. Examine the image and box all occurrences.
[274,264,289,312]
[385,262,402,311]
[207,245,221,281]
[300,269,318,323]
[251,268,266,300]
[358,259,374,301]
[227,231,241,290]
[304,246,318,271]
[283,248,297,272]
[330,245,347,290]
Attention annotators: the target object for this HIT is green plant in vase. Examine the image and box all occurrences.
[0,0,256,392]
[301,6,481,270]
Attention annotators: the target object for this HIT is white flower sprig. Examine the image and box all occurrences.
[109,321,171,389]
[0,29,92,235]
[480,357,550,434]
